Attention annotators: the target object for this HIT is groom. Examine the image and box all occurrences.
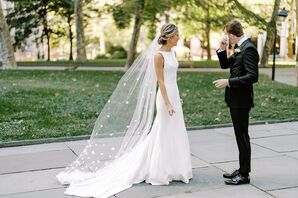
[213,19,259,185]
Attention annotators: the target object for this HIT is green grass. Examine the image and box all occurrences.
[179,60,220,68]
[8,59,296,68]
[16,59,126,67]
[179,73,298,125]
[0,70,297,142]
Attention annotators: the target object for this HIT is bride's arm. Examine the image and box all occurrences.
[154,53,176,116]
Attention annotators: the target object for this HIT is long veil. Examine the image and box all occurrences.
[57,33,161,184]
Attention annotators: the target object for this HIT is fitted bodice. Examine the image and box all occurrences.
[157,50,178,85]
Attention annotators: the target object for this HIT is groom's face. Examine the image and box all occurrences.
[224,29,236,45]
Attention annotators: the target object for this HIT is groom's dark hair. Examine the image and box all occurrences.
[224,19,244,37]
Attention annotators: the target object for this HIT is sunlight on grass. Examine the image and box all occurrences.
[0,70,297,141]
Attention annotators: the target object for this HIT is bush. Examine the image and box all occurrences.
[95,54,109,59]
[109,45,127,59]
[95,43,128,59]
[111,50,127,59]
[106,42,128,59]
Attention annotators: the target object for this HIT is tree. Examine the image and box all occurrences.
[54,0,75,60]
[259,0,281,67]
[228,0,268,28]
[287,0,294,59]
[125,0,144,70]
[204,4,211,60]
[111,0,183,70]
[74,0,87,62]
[228,0,281,67]
[0,1,16,69]
[296,0,298,86]
[176,0,232,60]
[6,0,58,61]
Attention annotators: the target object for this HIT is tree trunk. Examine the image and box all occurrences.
[0,1,17,69]
[165,13,170,23]
[287,0,294,59]
[124,0,144,70]
[67,15,73,60]
[46,32,50,61]
[200,36,205,59]
[74,0,87,62]
[41,36,45,60]
[260,0,281,67]
[43,13,51,61]
[148,22,157,41]
[205,5,211,60]
[295,0,298,86]
[35,39,40,60]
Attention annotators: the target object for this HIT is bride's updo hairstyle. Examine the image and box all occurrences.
[158,23,178,45]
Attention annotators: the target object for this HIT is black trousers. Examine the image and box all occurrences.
[230,108,251,175]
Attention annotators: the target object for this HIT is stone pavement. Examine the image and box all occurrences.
[258,67,297,87]
[0,121,298,198]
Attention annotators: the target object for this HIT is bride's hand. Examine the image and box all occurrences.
[166,104,176,116]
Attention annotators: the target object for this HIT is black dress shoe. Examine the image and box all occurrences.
[225,174,250,185]
[223,169,239,179]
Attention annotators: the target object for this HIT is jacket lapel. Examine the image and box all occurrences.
[233,39,250,57]
[238,39,250,50]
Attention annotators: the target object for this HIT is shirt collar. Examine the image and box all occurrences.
[237,36,248,47]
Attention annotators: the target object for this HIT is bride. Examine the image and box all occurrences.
[57,23,193,198]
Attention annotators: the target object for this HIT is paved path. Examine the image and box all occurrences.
[12,66,298,87]
[0,121,298,198]
[259,68,297,87]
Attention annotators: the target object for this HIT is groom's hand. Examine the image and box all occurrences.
[219,35,229,50]
[213,79,229,88]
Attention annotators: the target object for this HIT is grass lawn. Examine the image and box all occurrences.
[16,59,126,67]
[0,70,297,142]
[11,59,296,68]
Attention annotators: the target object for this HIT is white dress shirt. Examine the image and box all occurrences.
[237,36,248,47]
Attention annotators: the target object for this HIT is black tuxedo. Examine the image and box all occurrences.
[217,39,259,108]
[217,39,259,175]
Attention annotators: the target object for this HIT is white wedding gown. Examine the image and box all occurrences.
[61,50,193,198]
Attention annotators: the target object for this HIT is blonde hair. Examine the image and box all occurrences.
[158,23,178,45]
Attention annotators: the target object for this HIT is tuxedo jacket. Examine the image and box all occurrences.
[217,39,259,108]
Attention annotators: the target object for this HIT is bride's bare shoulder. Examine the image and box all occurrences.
[154,52,164,61]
